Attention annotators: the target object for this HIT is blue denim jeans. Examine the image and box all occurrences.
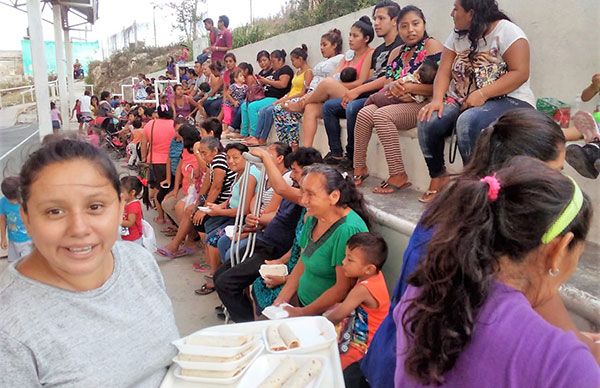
[203,97,223,118]
[322,97,367,157]
[417,97,533,178]
[217,235,249,264]
[256,104,276,140]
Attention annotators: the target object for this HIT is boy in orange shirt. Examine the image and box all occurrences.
[325,232,390,369]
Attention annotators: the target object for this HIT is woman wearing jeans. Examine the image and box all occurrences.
[417,0,535,203]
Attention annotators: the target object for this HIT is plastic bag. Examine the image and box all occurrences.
[141,219,157,253]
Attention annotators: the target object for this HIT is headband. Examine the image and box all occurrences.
[541,177,583,244]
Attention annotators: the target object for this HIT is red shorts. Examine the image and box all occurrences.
[222,105,234,125]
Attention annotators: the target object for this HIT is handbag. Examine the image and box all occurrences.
[246,77,265,102]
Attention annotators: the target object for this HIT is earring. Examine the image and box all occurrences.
[548,268,560,277]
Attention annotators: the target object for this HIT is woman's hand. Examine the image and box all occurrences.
[191,209,205,226]
[264,258,284,265]
[264,275,287,288]
[159,179,169,188]
[418,99,445,122]
[341,89,360,109]
[592,74,600,90]
[282,305,305,317]
[461,89,487,111]
[272,295,289,306]
[249,147,270,160]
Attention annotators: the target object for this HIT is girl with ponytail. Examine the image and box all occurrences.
[395,157,598,386]
[272,164,370,318]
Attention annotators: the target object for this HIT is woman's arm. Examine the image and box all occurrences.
[463,39,530,110]
[205,168,225,202]
[140,132,149,162]
[581,73,600,102]
[274,259,304,305]
[418,47,456,121]
[260,74,292,89]
[258,191,283,225]
[293,265,353,316]
[324,284,375,324]
[210,175,257,217]
[250,148,302,204]
[206,76,224,98]
[343,51,374,90]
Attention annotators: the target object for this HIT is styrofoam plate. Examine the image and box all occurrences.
[172,332,256,357]
[263,316,336,354]
[172,340,263,371]
[237,354,328,388]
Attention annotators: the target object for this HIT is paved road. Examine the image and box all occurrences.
[0,122,40,176]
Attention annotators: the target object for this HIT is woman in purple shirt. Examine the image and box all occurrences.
[394,156,599,387]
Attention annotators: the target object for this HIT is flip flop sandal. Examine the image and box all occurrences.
[418,190,438,203]
[162,229,177,237]
[353,173,370,187]
[192,263,211,273]
[372,180,412,194]
[204,274,214,281]
[194,284,216,295]
[174,246,196,257]
[161,225,177,233]
[156,246,178,259]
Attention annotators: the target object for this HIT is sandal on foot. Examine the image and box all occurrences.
[175,246,196,257]
[353,173,370,187]
[194,284,215,295]
[156,247,179,258]
[373,180,411,194]
[192,263,211,273]
[418,190,438,203]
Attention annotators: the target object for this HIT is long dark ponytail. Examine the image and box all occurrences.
[302,164,372,228]
[457,0,511,61]
[402,156,592,385]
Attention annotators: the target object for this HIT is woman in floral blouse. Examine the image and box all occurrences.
[353,6,442,194]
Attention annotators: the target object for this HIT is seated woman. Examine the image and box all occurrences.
[194,142,261,295]
[349,109,600,387]
[395,157,599,386]
[272,30,344,147]
[272,165,370,317]
[245,50,294,145]
[239,51,274,137]
[286,17,375,147]
[417,0,535,203]
[172,84,200,121]
[265,45,313,147]
[198,61,225,119]
[353,6,443,194]
[1,139,179,386]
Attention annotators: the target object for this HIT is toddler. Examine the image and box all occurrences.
[366,58,438,107]
[0,176,33,262]
[324,232,390,369]
[222,69,248,135]
[127,118,144,169]
[50,102,62,133]
[120,176,144,245]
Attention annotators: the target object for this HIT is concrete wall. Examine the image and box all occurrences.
[232,0,600,110]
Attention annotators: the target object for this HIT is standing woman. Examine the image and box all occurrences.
[141,105,176,208]
[240,51,273,137]
[272,30,344,147]
[0,139,179,386]
[353,6,443,193]
[269,44,313,147]
[246,49,294,143]
[417,0,535,203]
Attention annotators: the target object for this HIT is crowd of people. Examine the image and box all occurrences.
[1,0,599,387]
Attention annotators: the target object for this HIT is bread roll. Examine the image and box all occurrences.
[268,325,287,351]
[260,357,298,387]
[278,322,300,349]
[186,334,252,347]
[281,358,323,387]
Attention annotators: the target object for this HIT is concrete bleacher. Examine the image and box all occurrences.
[227,0,600,330]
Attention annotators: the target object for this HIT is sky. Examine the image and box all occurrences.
[0,0,287,51]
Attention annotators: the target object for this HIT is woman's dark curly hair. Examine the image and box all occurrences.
[457,0,511,61]
[401,156,592,385]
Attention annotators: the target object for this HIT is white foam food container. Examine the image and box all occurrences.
[259,264,288,278]
[263,316,336,354]
[196,206,211,213]
[237,354,328,388]
[172,340,263,371]
[172,346,262,385]
[261,303,292,320]
[172,332,256,357]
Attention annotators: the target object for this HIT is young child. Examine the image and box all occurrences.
[366,58,439,107]
[127,118,144,169]
[120,176,144,245]
[222,69,248,136]
[324,232,390,369]
[0,176,33,262]
[50,102,62,133]
[71,99,83,132]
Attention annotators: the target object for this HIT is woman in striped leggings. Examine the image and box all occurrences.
[353,6,442,194]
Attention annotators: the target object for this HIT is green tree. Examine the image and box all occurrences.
[166,0,206,45]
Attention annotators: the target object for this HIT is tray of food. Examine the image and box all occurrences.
[172,332,256,357]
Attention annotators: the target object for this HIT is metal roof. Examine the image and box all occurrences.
[0,0,98,28]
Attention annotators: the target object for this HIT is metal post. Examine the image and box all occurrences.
[64,28,75,106]
[53,3,69,129]
[27,0,52,137]
[153,6,157,47]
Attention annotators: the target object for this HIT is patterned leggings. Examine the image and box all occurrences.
[353,102,425,176]
[273,99,302,146]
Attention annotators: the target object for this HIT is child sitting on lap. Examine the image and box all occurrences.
[324,232,390,370]
[366,57,438,107]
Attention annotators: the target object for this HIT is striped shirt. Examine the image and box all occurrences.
[168,139,184,175]
[211,153,236,204]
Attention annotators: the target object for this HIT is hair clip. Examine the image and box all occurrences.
[480,173,500,202]
[137,176,148,187]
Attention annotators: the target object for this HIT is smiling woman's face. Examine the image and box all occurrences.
[21,159,122,280]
